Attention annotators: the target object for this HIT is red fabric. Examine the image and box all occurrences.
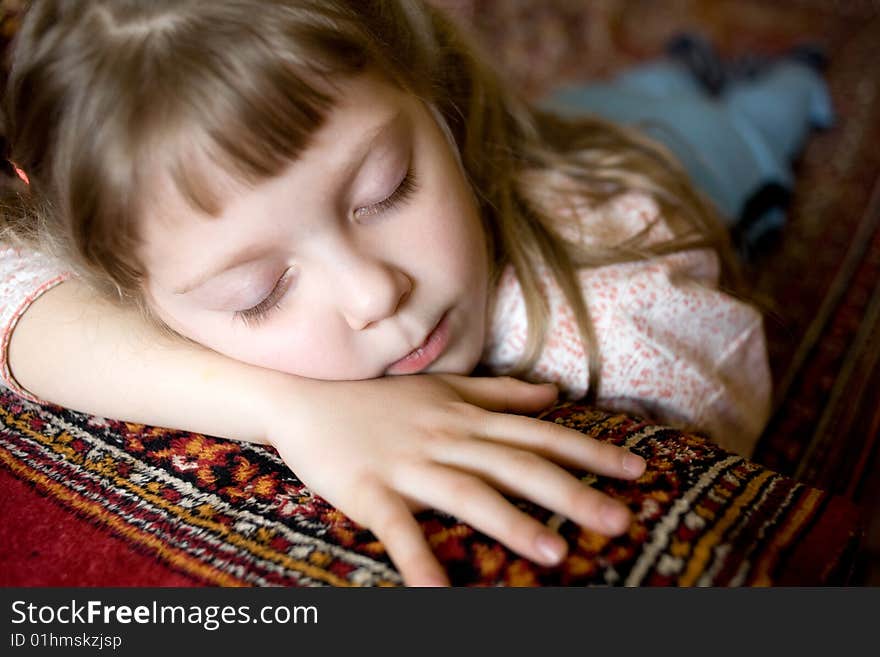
[1,395,862,586]
[0,466,201,587]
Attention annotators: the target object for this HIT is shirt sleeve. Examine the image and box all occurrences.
[481,192,771,456]
[0,243,74,404]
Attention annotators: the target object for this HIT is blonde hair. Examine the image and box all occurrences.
[1,0,738,399]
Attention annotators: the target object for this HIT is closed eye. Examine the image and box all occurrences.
[354,166,418,220]
[233,267,295,327]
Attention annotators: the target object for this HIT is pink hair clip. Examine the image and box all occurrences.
[12,163,30,185]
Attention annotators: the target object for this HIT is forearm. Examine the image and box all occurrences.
[7,278,298,445]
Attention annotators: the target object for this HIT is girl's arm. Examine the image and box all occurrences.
[9,274,284,443]
[8,277,646,586]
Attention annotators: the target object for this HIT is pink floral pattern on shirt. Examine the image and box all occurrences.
[480,193,771,456]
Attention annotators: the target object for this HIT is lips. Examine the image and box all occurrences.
[385,311,451,375]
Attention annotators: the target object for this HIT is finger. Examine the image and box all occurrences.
[397,464,570,567]
[476,410,646,480]
[361,481,450,587]
[438,374,559,414]
[430,439,633,536]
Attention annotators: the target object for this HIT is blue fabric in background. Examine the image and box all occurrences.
[540,57,834,251]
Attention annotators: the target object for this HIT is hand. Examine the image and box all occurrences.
[261,374,646,586]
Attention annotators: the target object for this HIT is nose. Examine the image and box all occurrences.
[334,249,412,331]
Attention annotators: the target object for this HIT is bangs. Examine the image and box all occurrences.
[158,68,339,218]
[119,1,375,218]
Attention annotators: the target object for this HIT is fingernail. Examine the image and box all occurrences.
[623,453,646,477]
[536,533,567,564]
[601,501,631,534]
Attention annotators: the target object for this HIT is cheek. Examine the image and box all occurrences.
[199,321,366,380]
[147,280,378,379]
[414,183,487,283]
[412,107,488,288]
[247,323,360,378]
[170,310,360,378]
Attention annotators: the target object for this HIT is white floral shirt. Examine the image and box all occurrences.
[481,192,771,456]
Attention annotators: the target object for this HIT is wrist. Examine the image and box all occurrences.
[240,365,316,449]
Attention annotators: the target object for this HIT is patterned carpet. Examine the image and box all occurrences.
[1,0,877,585]
[0,389,860,586]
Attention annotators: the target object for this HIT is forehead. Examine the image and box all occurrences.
[155,72,409,207]
[135,72,424,273]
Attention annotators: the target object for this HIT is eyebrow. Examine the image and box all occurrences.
[172,109,407,295]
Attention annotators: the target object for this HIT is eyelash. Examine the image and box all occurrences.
[353,167,419,220]
[234,167,419,327]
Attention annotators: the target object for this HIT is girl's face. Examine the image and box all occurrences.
[139,73,490,381]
